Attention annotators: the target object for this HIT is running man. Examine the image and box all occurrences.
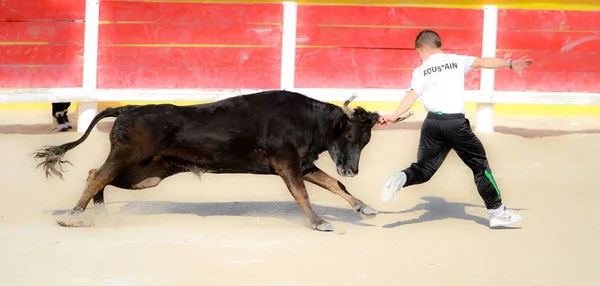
[378,30,533,228]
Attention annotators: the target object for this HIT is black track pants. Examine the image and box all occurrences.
[402,112,503,210]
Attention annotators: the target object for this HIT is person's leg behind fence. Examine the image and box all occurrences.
[52,103,69,132]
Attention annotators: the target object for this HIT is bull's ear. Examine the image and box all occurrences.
[333,114,347,136]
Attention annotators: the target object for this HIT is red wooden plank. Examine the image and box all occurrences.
[298,5,483,28]
[0,22,84,44]
[100,2,282,24]
[0,0,84,20]
[498,10,600,31]
[98,46,281,68]
[97,67,280,89]
[294,68,481,90]
[296,47,482,70]
[296,26,482,49]
[296,48,421,70]
[98,23,281,46]
[496,51,600,73]
[0,65,82,88]
[494,69,600,92]
[0,45,83,65]
[496,30,600,52]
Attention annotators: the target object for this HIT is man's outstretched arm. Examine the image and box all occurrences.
[470,56,534,75]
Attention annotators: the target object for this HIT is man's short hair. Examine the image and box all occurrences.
[415,30,442,49]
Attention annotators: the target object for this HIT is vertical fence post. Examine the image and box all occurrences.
[476,5,498,133]
[280,1,298,90]
[77,0,100,132]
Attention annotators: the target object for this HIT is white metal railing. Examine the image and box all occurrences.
[2,1,599,133]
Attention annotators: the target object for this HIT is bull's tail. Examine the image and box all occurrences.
[33,107,123,179]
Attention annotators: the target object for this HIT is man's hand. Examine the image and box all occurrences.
[511,56,534,76]
[378,111,414,127]
[378,115,398,126]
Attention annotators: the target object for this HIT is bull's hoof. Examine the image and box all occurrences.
[55,210,96,228]
[358,204,379,219]
[313,221,334,232]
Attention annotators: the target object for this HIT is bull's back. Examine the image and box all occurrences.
[111,91,326,174]
[171,96,280,173]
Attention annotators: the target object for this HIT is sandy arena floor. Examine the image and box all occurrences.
[0,110,599,286]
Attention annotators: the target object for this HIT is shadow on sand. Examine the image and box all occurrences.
[382,196,528,230]
[51,200,400,228]
[51,196,527,230]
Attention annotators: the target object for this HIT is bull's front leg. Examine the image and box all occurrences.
[269,146,334,231]
[303,165,378,218]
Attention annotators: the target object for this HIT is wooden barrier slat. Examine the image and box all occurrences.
[98,23,282,46]
[498,9,600,31]
[0,22,84,44]
[0,45,83,65]
[496,51,600,73]
[296,47,481,70]
[100,1,283,24]
[296,48,421,70]
[0,65,82,88]
[294,68,481,90]
[97,67,281,89]
[296,26,482,49]
[497,30,600,52]
[98,46,281,68]
[298,5,483,28]
[495,69,600,92]
[0,0,84,20]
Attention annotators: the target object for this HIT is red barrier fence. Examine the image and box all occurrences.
[294,5,483,89]
[1,0,599,92]
[97,2,283,89]
[495,9,600,92]
[0,0,84,88]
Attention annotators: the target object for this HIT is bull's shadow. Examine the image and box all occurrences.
[383,196,528,229]
[52,200,395,228]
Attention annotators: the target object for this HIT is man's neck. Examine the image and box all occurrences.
[424,49,443,61]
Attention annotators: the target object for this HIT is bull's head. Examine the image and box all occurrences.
[327,93,380,177]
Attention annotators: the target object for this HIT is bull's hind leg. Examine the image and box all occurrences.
[116,156,189,190]
[91,156,188,208]
[57,146,141,227]
[85,169,110,217]
[303,165,378,218]
[87,169,105,205]
[270,145,333,232]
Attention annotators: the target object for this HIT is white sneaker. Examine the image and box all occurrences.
[381,170,407,203]
[489,205,523,228]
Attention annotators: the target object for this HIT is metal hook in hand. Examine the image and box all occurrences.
[392,111,414,123]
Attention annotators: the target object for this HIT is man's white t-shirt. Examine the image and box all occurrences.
[410,53,476,114]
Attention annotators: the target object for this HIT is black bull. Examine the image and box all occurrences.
[34,90,412,231]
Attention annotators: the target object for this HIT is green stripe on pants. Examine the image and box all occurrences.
[484,170,501,199]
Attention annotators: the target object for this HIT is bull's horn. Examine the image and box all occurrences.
[343,93,358,107]
[342,93,357,117]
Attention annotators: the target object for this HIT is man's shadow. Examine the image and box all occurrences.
[382,196,528,229]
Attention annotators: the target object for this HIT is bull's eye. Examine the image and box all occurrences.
[346,133,353,140]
